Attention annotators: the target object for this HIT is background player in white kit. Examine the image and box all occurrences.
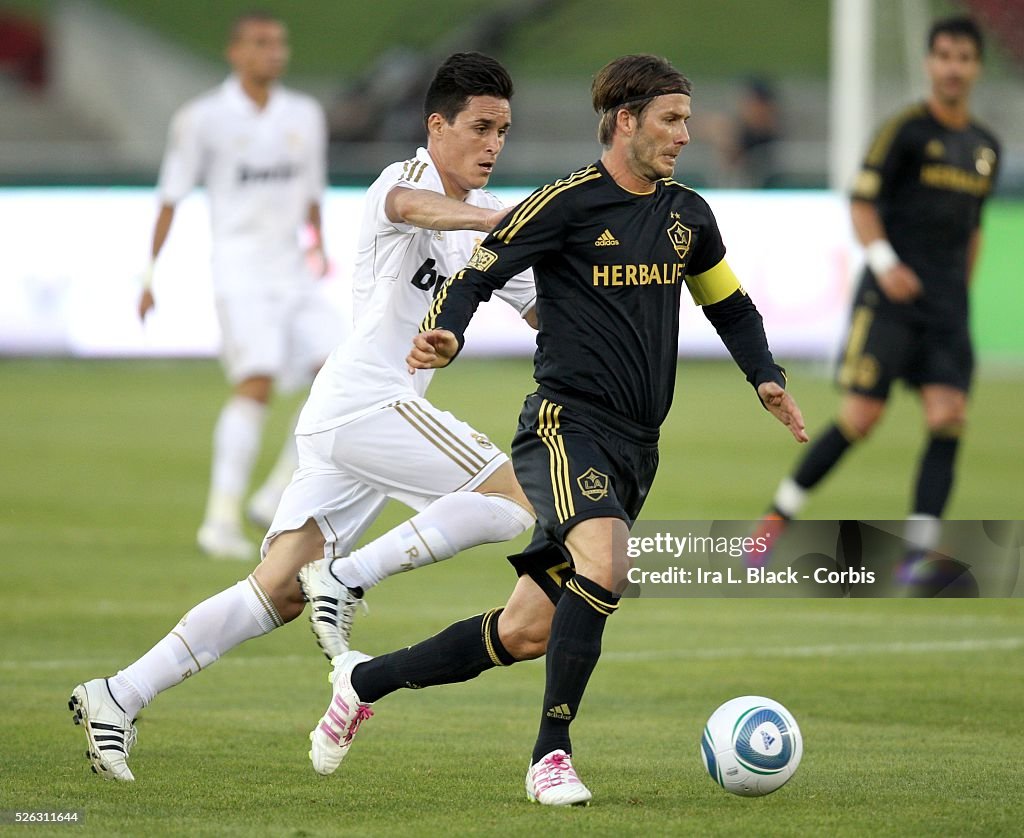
[138,11,340,559]
[71,52,539,781]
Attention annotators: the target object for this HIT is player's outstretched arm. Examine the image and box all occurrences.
[407,329,460,371]
[757,381,809,443]
[387,186,511,233]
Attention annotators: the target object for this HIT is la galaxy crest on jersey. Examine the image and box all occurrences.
[666,211,693,260]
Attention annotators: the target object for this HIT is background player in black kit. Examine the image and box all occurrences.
[756,16,1000,569]
[398,54,807,805]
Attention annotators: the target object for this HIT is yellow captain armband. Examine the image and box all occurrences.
[685,258,742,306]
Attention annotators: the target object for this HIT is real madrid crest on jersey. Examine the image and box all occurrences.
[666,211,692,261]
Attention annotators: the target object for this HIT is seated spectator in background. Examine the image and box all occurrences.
[700,76,782,188]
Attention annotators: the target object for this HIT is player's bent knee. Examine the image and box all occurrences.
[234,375,274,404]
[838,411,880,440]
[927,418,965,439]
[475,463,534,514]
[477,493,535,542]
[838,394,886,440]
[253,551,312,624]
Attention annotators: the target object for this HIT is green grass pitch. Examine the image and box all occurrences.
[1,358,1022,836]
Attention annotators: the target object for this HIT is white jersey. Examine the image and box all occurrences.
[297,147,536,434]
[157,75,326,291]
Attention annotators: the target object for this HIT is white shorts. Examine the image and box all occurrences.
[263,397,508,560]
[215,282,344,392]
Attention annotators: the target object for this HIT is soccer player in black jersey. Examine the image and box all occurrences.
[383,54,803,804]
[757,17,1000,574]
[303,55,806,805]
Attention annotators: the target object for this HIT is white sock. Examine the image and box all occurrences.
[332,492,533,591]
[905,514,941,553]
[772,477,808,518]
[109,575,282,718]
[204,396,267,527]
[250,411,299,509]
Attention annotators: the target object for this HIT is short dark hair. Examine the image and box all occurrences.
[423,52,514,125]
[928,15,984,59]
[229,10,283,43]
[592,55,692,146]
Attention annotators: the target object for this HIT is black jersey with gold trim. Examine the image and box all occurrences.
[424,160,728,429]
[851,102,1000,323]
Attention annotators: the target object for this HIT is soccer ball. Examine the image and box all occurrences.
[700,695,803,796]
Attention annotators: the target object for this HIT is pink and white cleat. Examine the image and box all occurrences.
[308,651,374,775]
[525,749,593,806]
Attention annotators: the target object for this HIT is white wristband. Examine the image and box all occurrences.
[865,239,899,277]
[139,262,155,291]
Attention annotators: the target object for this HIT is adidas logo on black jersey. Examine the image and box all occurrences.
[595,229,619,246]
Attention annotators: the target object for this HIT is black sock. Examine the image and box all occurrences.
[351,608,514,703]
[913,435,960,517]
[532,575,618,765]
[792,422,855,491]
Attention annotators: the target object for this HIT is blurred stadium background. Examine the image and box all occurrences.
[2,1,1022,835]
[2,0,1023,362]
[2,0,1024,187]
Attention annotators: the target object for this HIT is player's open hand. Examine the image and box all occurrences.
[758,381,809,443]
[877,263,922,303]
[407,329,459,372]
[138,289,156,322]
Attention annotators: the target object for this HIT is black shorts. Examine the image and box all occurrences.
[835,305,973,399]
[507,527,576,606]
[514,386,658,528]
[505,391,660,604]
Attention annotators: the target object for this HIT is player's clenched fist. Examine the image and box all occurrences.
[407,329,459,371]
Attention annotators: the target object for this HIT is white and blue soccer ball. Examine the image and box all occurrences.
[700,695,803,796]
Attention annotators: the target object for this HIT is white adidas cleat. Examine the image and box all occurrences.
[298,559,366,660]
[197,521,255,561]
[309,651,374,775]
[525,749,593,806]
[69,679,137,782]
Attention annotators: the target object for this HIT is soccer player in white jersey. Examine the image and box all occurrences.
[138,11,340,559]
[70,52,540,782]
